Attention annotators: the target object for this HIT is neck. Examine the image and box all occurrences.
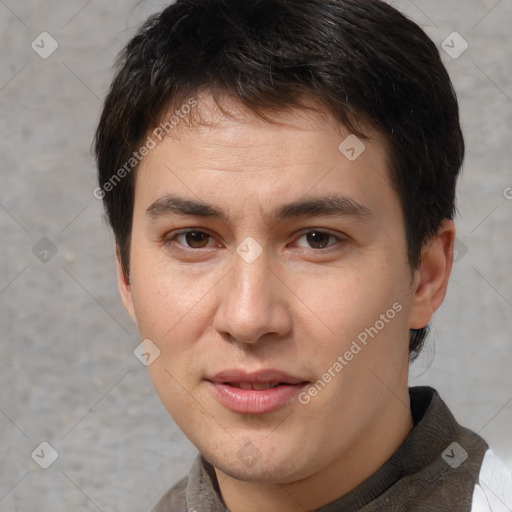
[215,387,414,512]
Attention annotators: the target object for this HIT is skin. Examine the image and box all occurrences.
[117,94,455,511]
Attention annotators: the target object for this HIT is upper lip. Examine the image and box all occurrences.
[207,369,308,385]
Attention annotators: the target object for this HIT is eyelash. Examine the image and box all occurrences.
[163,229,344,251]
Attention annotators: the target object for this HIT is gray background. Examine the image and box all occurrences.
[0,0,511,510]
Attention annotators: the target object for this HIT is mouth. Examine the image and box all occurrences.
[206,369,309,414]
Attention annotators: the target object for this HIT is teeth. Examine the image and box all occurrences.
[228,382,281,390]
[252,382,273,390]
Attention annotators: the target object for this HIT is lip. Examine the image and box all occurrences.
[206,369,309,414]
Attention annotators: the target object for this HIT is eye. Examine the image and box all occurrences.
[294,230,342,249]
[164,229,343,251]
[165,230,216,249]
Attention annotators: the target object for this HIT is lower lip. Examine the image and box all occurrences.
[208,382,307,414]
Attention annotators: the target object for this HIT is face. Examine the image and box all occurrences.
[118,94,451,490]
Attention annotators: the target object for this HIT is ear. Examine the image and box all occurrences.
[409,220,455,330]
[116,246,137,325]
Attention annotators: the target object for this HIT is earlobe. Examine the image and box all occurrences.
[409,220,455,330]
[115,248,137,325]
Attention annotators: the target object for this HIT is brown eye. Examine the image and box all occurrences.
[165,230,214,250]
[306,231,331,249]
[295,230,339,249]
[183,231,210,248]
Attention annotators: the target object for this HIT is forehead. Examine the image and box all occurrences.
[134,93,395,213]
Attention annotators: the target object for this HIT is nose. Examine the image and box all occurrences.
[212,249,292,345]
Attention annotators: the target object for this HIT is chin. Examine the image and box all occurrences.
[200,436,313,485]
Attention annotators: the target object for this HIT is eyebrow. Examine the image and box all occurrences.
[146,194,372,223]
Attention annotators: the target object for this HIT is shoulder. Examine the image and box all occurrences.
[470,448,512,512]
[403,388,512,511]
[151,475,188,512]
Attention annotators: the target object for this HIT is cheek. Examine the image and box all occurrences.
[292,263,402,337]
[293,266,411,388]
[129,254,202,332]
[128,259,225,377]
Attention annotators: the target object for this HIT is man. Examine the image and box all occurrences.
[94,0,512,510]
